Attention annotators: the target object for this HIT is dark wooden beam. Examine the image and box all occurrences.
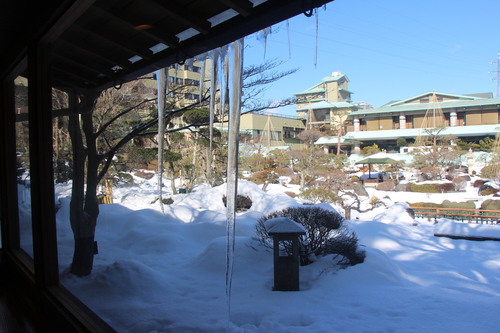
[77,25,153,61]
[52,66,102,87]
[57,38,130,70]
[55,39,123,72]
[70,24,152,61]
[53,53,113,80]
[95,0,334,91]
[28,42,59,287]
[91,4,179,48]
[0,63,22,251]
[217,0,254,16]
[152,0,212,34]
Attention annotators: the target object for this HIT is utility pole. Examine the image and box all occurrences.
[490,52,500,98]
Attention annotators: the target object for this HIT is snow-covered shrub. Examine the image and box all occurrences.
[115,172,135,185]
[255,206,365,267]
[301,187,338,204]
[376,179,396,191]
[420,166,443,180]
[451,177,467,192]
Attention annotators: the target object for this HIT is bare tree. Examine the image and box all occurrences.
[65,59,297,276]
[291,129,327,190]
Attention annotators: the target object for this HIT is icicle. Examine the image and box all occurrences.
[185,57,193,70]
[198,57,206,103]
[256,27,270,59]
[155,68,167,214]
[221,48,230,127]
[314,8,319,68]
[208,49,220,181]
[225,38,243,332]
[286,20,291,59]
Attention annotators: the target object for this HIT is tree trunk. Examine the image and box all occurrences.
[168,160,177,194]
[68,90,100,276]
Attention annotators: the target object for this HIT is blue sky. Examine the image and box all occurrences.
[243,0,500,114]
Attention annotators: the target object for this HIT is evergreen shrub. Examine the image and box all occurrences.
[255,206,365,267]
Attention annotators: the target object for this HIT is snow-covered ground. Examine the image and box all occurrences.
[51,176,500,333]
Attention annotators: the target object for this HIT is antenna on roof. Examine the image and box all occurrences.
[489,52,500,98]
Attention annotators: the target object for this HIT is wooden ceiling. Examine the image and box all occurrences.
[50,0,334,90]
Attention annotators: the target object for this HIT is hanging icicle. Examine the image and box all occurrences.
[256,27,271,59]
[208,49,220,182]
[225,38,244,332]
[155,68,167,214]
[314,8,319,68]
[221,48,230,125]
[286,20,292,59]
[198,57,206,103]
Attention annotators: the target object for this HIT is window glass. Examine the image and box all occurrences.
[52,88,74,268]
[15,75,33,257]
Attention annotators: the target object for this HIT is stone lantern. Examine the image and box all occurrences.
[264,217,306,291]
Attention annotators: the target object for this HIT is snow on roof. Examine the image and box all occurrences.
[344,124,500,140]
[264,217,307,234]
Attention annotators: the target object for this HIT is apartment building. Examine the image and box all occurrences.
[239,112,306,151]
[294,71,359,128]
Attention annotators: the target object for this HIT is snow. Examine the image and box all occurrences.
[54,178,500,332]
[264,217,306,234]
[435,220,500,240]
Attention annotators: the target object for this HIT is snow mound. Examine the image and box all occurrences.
[373,202,418,225]
[434,219,500,240]
[175,180,298,215]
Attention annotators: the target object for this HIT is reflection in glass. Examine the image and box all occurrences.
[15,76,33,257]
[52,88,74,268]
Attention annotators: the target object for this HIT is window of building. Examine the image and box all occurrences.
[184,93,199,100]
[185,79,200,86]
[283,126,302,139]
[392,116,400,129]
[404,115,413,128]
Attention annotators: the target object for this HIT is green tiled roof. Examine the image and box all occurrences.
[296,101,358,111]
[294,72,349,95]
[338,88,354,94]
[387,91,482,107]
[322,73,348,83]
[294,88,324,95]
[349,98,500,116]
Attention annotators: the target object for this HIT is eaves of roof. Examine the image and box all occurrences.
[296,100,357,111]
[338,88,354,94]
[315,136,356,145]
[294,88,325,95]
